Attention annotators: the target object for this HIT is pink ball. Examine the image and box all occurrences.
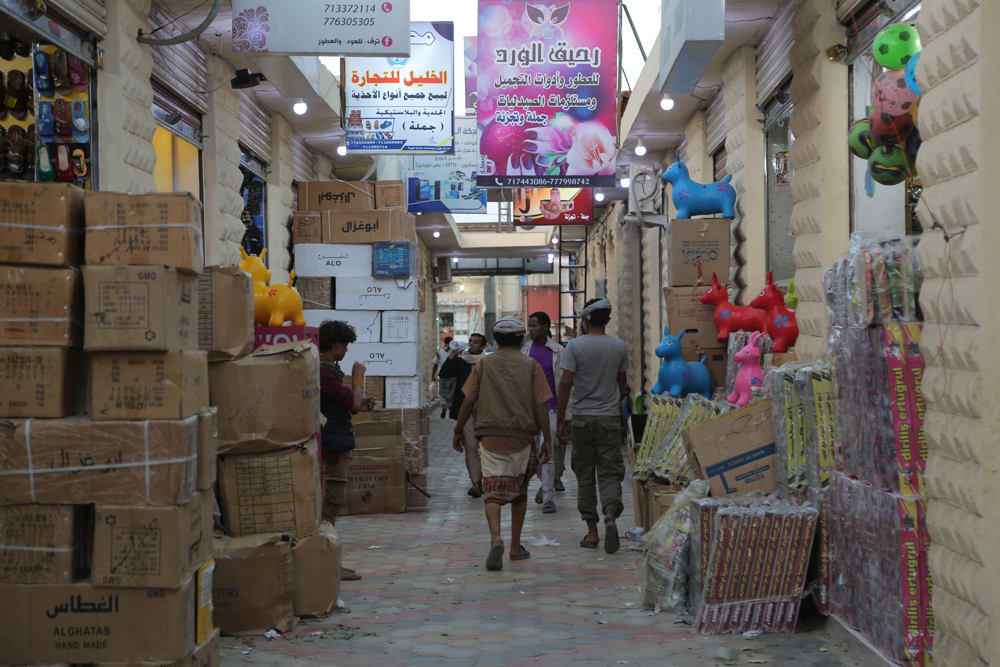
[872,70,919,116]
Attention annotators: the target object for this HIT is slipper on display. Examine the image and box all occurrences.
[68,53,88,92]
[25,67,33,116]
[53,99,71,142]
[55,143,73,183]
[71,101,89,143]
[72,148,86,177]
[13,38,30,58]
[6,126,29,175]
[0,73,6,121]
[5,70,28,121]
[34,50,53,97]
[52,49,71,96]
[37,143,55,181]
[26,123,35,146]
[0,31,13,61]
[0,127,7,172]
[37,101,55,142]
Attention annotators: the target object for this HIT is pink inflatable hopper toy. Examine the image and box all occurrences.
[728,331,766,407]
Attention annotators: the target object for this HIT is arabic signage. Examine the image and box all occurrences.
[659,0,724,93]
[345,21,455,154]
[408,116,486,214]
[476,0,618,188]
[464,36,478,115]
[513,187,593,225]
[231,0,411,57]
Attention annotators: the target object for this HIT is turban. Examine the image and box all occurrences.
[579,298,612,320]
[492,315,526,335]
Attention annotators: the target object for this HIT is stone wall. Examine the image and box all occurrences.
[267,115,294,284]
[203,56,246,267]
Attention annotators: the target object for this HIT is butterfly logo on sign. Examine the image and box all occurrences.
[525,3,570,39]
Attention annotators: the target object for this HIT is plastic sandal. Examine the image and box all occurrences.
[37,101,54,142]
[0,31,13,61]
[55,143,72,183]
[13,37,29,58]
[6,126,28,175]
[5,70,28,121]
[34,50,53,97]
[0,127,7,172]
[72,148,86,177]
[52,49,71,96]
[25,68,33,116]
[68,53,87,92]
[53,99,71,142]
[37,143,55,181]
[71,101,89,143]
[0,73,6,121]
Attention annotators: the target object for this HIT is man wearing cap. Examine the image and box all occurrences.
[557,298,629,554]
[439,333,489,498]
[453,316,553,571]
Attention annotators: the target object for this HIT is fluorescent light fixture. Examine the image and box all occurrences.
[660,93,674,111]
[293,100,307,115]
[432,230,441,238]
[620,176,631,188]
[595,192,605,202]
[452,257,459,263]
[635,138,647,156]
[336,141,347,156]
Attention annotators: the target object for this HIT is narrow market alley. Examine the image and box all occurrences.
[219,416,859,667]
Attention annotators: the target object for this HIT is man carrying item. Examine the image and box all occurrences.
[453,316,553,571]
[521,311,567,513]
[557,298,629,554]
[318,320,376,581]
[439,333,488,497]
[433,336,455,418]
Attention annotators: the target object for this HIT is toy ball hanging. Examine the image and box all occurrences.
[870,110,914,146]
[905,127,922,158]
[848,119,882,159]
[904,51,922,96]
[872,70,919,115]
[868,144,910,185]
[873,23,922,71]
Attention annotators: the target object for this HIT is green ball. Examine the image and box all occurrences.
[873,24,921,71]
[868,144,910,185]
[848,118,881,159]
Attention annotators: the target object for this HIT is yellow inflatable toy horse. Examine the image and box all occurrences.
[239,247,307,327]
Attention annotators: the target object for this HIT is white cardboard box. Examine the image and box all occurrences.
[334,277,419,311]
[341,343,419,377]
[385,377,422,408]
[302,310,381,342]
[381,311,419,343]
[294,244,373,277]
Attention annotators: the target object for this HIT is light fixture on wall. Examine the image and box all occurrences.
[635,138,647,156]
[416,212,422,215]
[452,256,459,263]
[660,93,674,111]
[619,169,631,189]
[336,140,347,156]
[595,192,605,202]
[550,237,558,245]
[547,253,555,263]
[293,99,308,115]
[458,283,466,292]
[432,230,441,238]
[230,68,266,89]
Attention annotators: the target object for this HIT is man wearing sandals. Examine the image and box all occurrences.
[557,298,629,554]
[453,316,553,571]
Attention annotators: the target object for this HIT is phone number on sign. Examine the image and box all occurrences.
[325,4,377,12]
[324,16,376,25]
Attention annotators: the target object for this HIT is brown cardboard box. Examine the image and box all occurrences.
[665,218,731,287]
[211,533,298,636]
[765,353,798,368]
[346,374,385,404]
[406,472,428,509]
[0,347,86,418]
[91,351,209,421]
[292,211,322,244]
[627,448,646,529]
[0,504,91,584]
[682,399,777,497]
[296,276,333,309]
[197,409,218,491]
[1,265,82,347]
[291,521,341,618]
[683,348,728,393]
[196,266,254,361]
[0,576,197,664]
[374,180,406,209]
[344,455,407,515]
[647,482,683,528]
[83,266,198,352]
[321,209,412,244]
[209,341,320,454]
[0,415,200,505]
[92,491,212,589]
[0,182,84,266]
[299,181,375,211]
[85,192,204,273]
[663,286,724,351]
[373,408,420,447]
[354,420,404,458]
[217,440,322,538]
[97,628,221,667]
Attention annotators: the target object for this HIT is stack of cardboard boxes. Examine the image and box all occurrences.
[293,180,429,514]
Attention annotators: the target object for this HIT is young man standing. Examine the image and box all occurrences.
[453,316,552,570]
[433,336,455,418]
[521,311,566,513]
[557,298,628,554]
[439,333,488,497]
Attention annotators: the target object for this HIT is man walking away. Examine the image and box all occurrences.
[557,298,628,554]
[522,311,567,513]
[433,337,455,418]
[453,316,552,570]
[439,333,488,497]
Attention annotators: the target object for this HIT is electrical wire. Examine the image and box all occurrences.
[147,0,212,36]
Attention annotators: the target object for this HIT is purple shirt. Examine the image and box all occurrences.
[529,341,558,411]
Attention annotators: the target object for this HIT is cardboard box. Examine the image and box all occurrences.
[292,211,322,245]
[374,180,406,209]
[298,181,374,212]
[0,576,197,664]
[344,455,407,515]
[252,325,319,350]
[195,558,215,644]
[83,266,198,352]
[663,286,724,351]
[347,375,385,403]
[197,266,254,361]
[291,521,341,618]
[683,399,778,497]
[92,491,212,589]
[294,243,375,277]
[1,265,82,347]
[381,310,418,343]
[354,421,404,458]
[85,192,204,273]
[197,409,218,491]
[765,353,798,368]
[0,504,91,584]
[0,415,200,505]
[0,182,84,266]
[683,349,728,393]
[333,276,419,311]
[385,377,422,409]
[211,533,298,635]
[647,482,683,527]
[372,241,417,278]
[91,351,209,421]
[302,310,381,342]
[296,276,332,309]
[666,218,731,287]
[340,342,419,377]
[0,347,86,418]
[321,208,412,244]
[209,341,320,454]
[97,628,221,667]
[217,440,322,538]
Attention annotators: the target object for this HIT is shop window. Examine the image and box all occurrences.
[764,100,796,282]
[240,151,268,260]
[712,147,728,183]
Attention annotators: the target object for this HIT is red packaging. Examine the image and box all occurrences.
[253,325,319,350]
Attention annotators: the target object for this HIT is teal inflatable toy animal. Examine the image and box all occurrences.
[661,157,737,219]
[651,328,712,399]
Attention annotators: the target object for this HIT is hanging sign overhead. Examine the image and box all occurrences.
[408,117,487,214]
[476,0,618,188]
[464,37,478,115]
[659,0,725,94]
[513,187,593,226]
[345,21,455,154]
[230,0,411,57]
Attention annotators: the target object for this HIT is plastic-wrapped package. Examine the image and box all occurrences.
[651,394,724,483]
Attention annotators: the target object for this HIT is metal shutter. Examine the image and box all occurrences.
[755,0,795,108]
[713,147,728,182]
[291,134,313,183]
[705,90,727,154]
[292,182,299,212]
[237,89,273,164]
[147,3,208,114]
[45,0,107,37]
[836,0,873,22]
[677,138,689,166]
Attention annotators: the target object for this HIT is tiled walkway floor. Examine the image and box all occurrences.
[221,415,858,667]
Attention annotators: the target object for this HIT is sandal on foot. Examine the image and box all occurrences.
[486,540,504,571]
[555,479,565,492]
[534,489,543,504]
[340,570,362,581]
[579,538,599,549]
[604,520,620,554]
[542,501,556,514]
[510,548,530,561]
[468,484,482,498]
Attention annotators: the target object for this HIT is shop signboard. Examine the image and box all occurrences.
[408,116,486,214]
[230,0,411,57]
[464,37,478,115]
[476,0,618,188]
[513,187,593,226]
[659,0,725,94]
[345,21,455,154]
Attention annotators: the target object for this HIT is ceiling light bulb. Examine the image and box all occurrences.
[620,176,631,189]
[293,100,307,115]
[416,212,422,216]
[432,230,441,238]
[660,93,674,111]
[452,257,459,263]
[548,257,554,264]
[336,141,347,156]
[551,237,558,245]
[459,284,466,292]
[595,192,605,202]
[635,138,647,156]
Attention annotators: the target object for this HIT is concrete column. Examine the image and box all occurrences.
[203,56,245,267]
[641,225,662,393]
[266,114,294,284]
[787,0,850,360]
